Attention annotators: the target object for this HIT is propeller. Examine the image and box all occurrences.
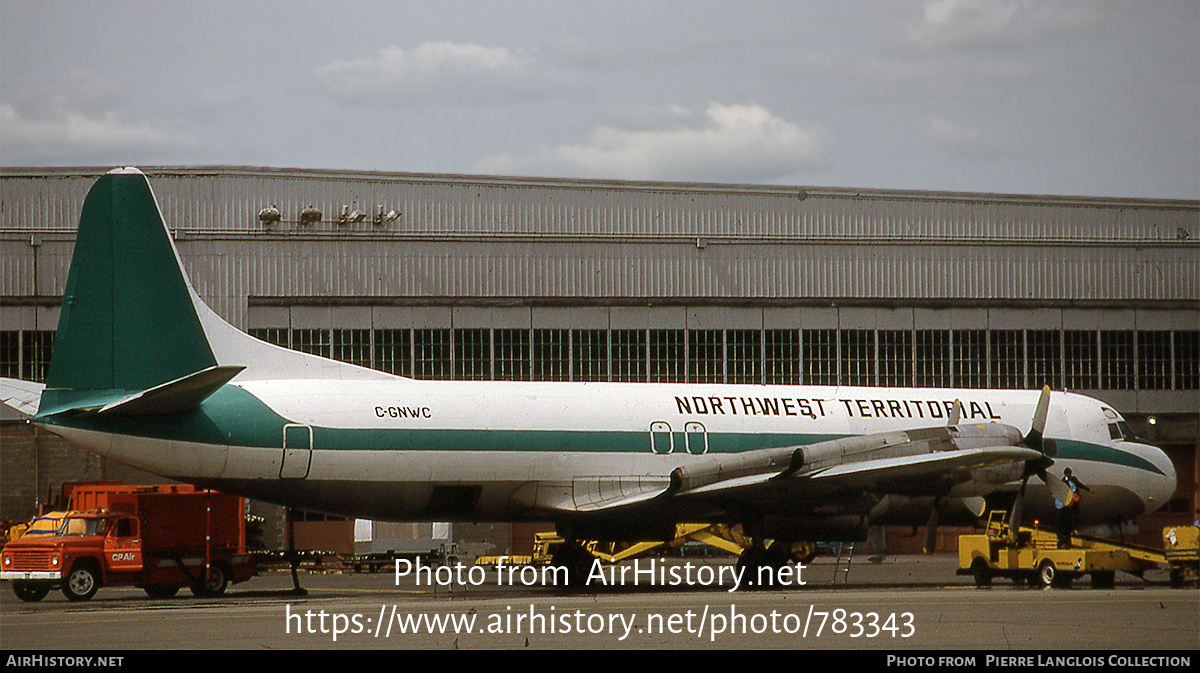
[1007,386,1071,534]
[923,400,962,553]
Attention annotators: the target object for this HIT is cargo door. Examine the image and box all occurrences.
[280,423,313,479]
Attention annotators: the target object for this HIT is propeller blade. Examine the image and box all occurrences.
[1045,470,1074,505]
[1007,476,1028,532]
[948,399,961,427]
[922,505,939,554]
[1024,386,1051,450]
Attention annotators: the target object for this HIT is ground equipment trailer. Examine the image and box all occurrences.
[1,483,254,601]
[958,511,1165,589]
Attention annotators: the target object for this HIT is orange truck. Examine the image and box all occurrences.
[1,482,254,602]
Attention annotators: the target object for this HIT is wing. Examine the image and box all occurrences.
[520,422,1040,514]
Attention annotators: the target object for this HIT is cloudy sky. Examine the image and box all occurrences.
[2,1,1196,198]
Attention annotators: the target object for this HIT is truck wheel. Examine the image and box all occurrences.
[970,558,992,587]
[63,564,100,601]
[13,582,50,602]
[144,585,180,599]
[192,563,229,597]
[1037,560,1057,588]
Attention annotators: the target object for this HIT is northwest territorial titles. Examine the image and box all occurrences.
[396,557,801,593]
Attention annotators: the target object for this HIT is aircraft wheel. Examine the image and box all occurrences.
[13,581,50,602]
[550,544,594,588]
[63,564,100,601]
[970,558,992,587]
[736,545,768,590]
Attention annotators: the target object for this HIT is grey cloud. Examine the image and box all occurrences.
[314,42,573,107]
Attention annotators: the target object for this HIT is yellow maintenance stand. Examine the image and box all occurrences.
[475,524,817,568]
[477,524,760,566]
[958,511,1170,588]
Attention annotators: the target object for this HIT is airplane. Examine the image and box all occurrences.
[1,167,1178,582]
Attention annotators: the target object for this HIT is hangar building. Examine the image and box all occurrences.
[2,167,1196,554]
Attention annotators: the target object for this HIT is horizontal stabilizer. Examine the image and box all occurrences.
[1,377,45,419]
[96,365,245,416]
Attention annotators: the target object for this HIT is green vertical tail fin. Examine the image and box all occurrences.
[41,168,217,413]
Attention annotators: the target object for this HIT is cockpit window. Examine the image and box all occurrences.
[1116,421,1135,441]
[1109,421,1136,442]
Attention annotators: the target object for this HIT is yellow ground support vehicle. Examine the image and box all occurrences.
[1162,524,1198,587]
[958,511,1166,588]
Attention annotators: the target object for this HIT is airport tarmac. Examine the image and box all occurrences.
[1,555,1195,651]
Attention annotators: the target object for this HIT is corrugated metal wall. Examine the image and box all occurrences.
[2,167,1197,327]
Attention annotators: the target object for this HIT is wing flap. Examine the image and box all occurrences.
[808,445,1042,488]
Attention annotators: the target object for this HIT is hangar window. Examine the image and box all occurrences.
[374,329,411,377]
[688,330,723,383]
[494,329,530,381]
[764,329,800,385]
[533,329,570,381]
[989,330,1024,389]
[803,329,837,386]
[292,329,331,358]
[2,331,49,383]
[249,328,289,349]
[455,329,491,381]
[915,330,949,388]
[1137,331,1172,390]
[1175,331,1199,390]
[840,329,874,387]
[879,330,913,387]
[611,329,646,382]
[572,330,608,382]
[1100,331,1134,390]
[333,329,372,369]
[1064,331,1098,389]
[21,330,50,381]
[649,330,685,383]
[727,329,762,384]
[1,331,20,379]
[1027,330,1061,389]
[952,330,987,388]
[414,329,452,380]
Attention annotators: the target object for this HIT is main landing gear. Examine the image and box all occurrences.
[736,538,812,589]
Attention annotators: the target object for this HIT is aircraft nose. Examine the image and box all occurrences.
[1141,443,1177,513]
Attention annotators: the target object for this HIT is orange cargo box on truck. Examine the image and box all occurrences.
[2,482,254,602]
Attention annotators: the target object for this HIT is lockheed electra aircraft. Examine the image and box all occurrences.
[2,168,1177,577]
